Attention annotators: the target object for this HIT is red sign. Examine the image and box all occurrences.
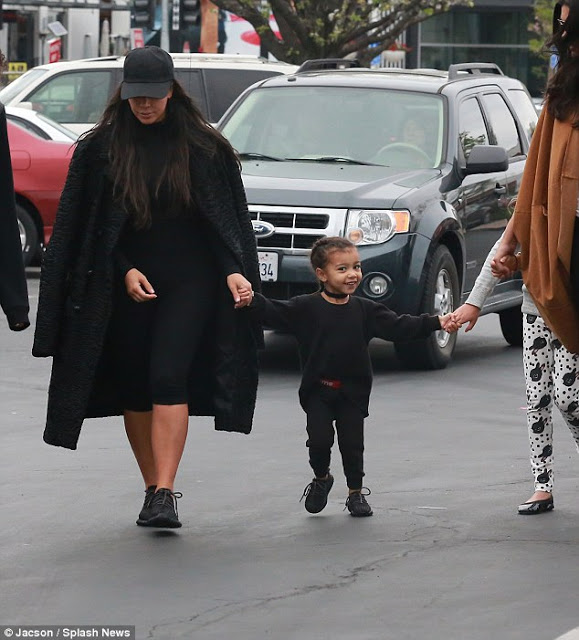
[130,28,144,49]
[48,38,61,64]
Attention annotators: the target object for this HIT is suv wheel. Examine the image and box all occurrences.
[499,307,523,347]
[16,204,39,267]
[394,245,459,370]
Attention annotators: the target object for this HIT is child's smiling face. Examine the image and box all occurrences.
[316,247,362,296]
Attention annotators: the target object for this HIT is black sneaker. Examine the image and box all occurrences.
[142,488,183,528]
[136,485,157,526]
[345,488,373,517]
[301,473,334,513]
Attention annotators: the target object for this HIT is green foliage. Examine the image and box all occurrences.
[211,0,473,64]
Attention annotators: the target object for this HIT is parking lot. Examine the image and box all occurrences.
[2,275,579,639]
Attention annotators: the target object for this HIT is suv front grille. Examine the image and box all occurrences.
[249,205,348,254]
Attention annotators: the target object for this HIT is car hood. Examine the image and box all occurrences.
[240,161,441,209]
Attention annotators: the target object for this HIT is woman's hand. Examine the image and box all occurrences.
[490,252,519,279]
[453,303,481,333]
[227,273,253,309]
[125,268,157,302]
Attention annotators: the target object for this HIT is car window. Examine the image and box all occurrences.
[481,93,523,158]
[203,69,282,123]
[5,114,49,139]
[221,86,445,169]
[507,89,538,143]
[458,97,489,159]
[0,68,48,104]
[25,70,114,125]
[174,69,207,118]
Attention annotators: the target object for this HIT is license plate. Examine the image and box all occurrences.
[258,251,278,282]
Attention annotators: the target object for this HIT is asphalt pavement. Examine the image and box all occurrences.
[3,275,579,640]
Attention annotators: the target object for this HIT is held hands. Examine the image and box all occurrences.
[453,303,481,333]
[125,268,157,302]
[227,273,254,309]
[490,241,519,279]
[439,313,462,333]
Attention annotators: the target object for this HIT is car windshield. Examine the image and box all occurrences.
[0,68,48,104]
[221,86,445,170]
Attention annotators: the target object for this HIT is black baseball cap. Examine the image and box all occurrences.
[121,46,174,100]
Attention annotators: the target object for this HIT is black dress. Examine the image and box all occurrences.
[109,120,239,410]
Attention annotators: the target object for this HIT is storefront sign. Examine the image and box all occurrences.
[48,38,62,63]
[7,62,27,82]
[130,28,144,49]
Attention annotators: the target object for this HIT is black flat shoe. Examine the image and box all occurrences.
[517,496,554,515]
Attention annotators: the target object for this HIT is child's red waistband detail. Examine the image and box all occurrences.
[320,378,342,389]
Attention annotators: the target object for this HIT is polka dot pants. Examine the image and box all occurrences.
[523,314,579,493]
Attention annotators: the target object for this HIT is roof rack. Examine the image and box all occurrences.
[296,58,362,73]
[448,63,504,81]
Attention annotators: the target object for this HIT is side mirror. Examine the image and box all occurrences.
[465,145,508,174]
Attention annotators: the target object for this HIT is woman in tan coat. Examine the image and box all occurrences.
[492,0,579,514]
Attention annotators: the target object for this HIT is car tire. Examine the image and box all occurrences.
[394,245,459,370]
[16,204,39,267]
[499,306,523,347]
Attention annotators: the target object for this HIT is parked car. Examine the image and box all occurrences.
[5,105,78,142]
[219,61,539,369]
[7,118,73,265]
[0,53,298,135]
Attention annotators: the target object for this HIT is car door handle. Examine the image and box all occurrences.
[494,185,507,196]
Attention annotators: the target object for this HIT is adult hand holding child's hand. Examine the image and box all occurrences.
[453,303,481,332]
[439,313,461,333]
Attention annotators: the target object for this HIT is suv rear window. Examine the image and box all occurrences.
[507,89,538,142]
[204,69,283,123]
[174,69,206,117]
[482,93,522,158]
[24,70,116,125]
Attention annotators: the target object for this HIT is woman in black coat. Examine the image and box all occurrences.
[33,46,262,528]
[0,49,29,332]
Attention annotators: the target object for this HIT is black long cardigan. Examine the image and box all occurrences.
[33,131,263,450]
[0,103,29,330]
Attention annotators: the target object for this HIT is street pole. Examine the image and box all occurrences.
[161,0,170,51]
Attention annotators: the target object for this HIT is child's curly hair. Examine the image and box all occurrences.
[310,236,356,271]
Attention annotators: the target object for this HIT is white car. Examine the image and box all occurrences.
[5,105,78,142]
[0,53,298,135]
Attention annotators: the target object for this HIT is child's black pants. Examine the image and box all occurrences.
[305,385,365,490]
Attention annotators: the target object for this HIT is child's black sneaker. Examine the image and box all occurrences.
[345,488,373,517]
[136,485,157,526]
[301,473,334,513]
[142,488,183,528]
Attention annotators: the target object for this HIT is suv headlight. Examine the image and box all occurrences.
[346,209,410,245]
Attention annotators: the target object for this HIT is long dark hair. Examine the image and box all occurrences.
[85,80,236,228]
[545,0,579,125]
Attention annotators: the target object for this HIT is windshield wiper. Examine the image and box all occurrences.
[285,155,383,166]
[238,152,284,162]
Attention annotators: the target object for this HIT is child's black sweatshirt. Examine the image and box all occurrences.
[252,292,441,415]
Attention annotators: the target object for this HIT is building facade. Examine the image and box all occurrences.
[407,0,545,96]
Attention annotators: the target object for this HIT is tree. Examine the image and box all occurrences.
[527,0,554,95]
[210,0,473,65]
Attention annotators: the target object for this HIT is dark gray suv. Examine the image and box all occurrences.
[219,62,538,369]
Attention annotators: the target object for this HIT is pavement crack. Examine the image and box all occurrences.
[146,559,385,637]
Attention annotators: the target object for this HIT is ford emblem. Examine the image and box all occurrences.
[252,220,275,239]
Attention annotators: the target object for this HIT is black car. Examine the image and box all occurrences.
[219,61,538,369]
